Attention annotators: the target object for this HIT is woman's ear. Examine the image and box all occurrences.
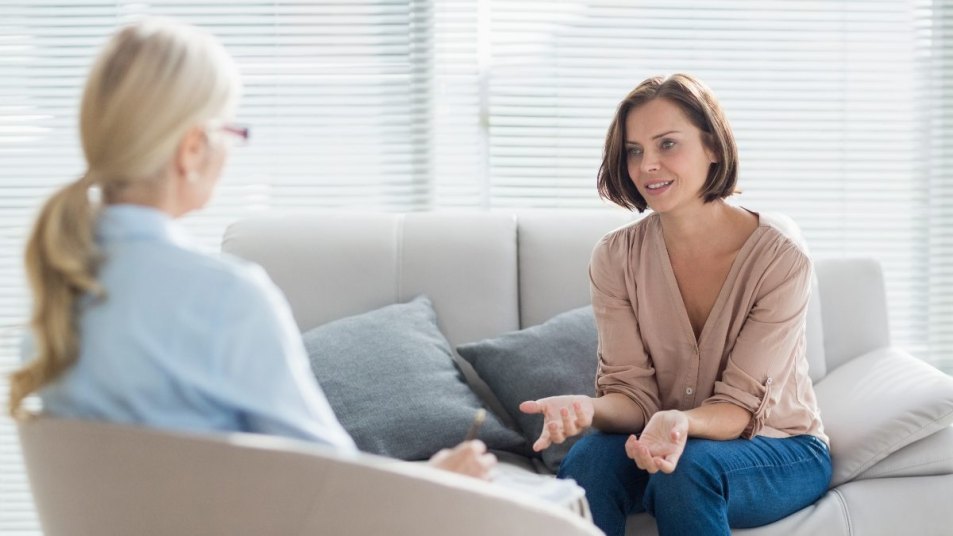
[174,125,208,182]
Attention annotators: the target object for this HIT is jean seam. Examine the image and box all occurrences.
[718,444,828,478]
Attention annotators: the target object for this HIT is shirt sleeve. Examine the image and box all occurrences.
[701,242,812,439]
[212,264,358,453]
[590,232,661,426]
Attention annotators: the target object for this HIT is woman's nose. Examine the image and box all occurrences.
[641,151,660,174]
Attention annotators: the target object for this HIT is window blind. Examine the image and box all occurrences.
[1,1,950,533]
[0,1,430,533]
[484,0,932,365]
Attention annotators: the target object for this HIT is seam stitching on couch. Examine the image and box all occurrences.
[513,214,522,328]
[849,407,953,481]
[396,214,404,302]
[831,488,852,536]
[859,451,953,479]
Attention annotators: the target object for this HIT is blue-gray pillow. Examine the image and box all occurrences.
[302,296,526,460]
[456,306,598,473]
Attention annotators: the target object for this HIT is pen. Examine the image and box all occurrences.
[465,408,486,441]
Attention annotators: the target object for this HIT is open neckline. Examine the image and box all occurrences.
[653,209,764,349]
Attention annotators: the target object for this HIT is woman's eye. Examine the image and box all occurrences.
[660,139,676,150]
[627,147,642,157]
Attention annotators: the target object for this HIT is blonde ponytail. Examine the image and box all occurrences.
[9,17,240,416]
[10,176,102,416]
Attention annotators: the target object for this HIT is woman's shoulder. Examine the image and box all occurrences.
[747,211,813,284]
[593,212,657,257]
[158,247,280,307]
[752,211,811,261]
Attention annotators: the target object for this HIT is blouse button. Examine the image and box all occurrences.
[685,387,693,395]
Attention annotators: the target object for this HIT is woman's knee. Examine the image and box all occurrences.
[558,433,630,482]
[643,440,725,511]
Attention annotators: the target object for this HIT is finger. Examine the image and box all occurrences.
[670,428,681,443]
[624,435,639,460]
[572,401,589,428]
[533,427,552,452]
[625,436,653,472]
[430,448,450,466]
[630,441,658,473]
[560,407,578,436]
[641,447,661,473]
[468,439,487,454]
[547,420,566,444]
[478,453,498,479]
[519,400,543,414]
[657,455,677,474]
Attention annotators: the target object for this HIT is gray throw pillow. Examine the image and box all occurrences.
[457,306,598,473]
[302,295,526,461]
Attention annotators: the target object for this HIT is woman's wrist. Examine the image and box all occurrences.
[591,393,645,433]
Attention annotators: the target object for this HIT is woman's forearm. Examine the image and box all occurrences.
[591,393,647,433]
[683,403,752,440]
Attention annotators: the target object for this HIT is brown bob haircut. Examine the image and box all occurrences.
[597,73,739,212]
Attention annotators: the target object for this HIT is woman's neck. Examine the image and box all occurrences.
[658,200,745,257]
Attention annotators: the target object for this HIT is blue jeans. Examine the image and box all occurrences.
[558,433,831,536]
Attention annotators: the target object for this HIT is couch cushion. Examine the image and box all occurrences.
[302,296,526,460]
[457,306,598,473]
[804,272,826,382]
[814,258,890,373]
[515,210,635,329]
[854,425,953,480]
[223,213,521,347]
[814,347,953,486]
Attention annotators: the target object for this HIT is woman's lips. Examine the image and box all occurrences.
[644,180,673,195]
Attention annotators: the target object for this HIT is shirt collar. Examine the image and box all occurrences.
[96,204,196,249]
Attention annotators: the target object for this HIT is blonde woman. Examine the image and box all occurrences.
[10,18,493,479]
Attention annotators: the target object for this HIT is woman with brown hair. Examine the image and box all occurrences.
[521,74,831,535]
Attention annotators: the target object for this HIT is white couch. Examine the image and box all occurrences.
[219,210,953,536]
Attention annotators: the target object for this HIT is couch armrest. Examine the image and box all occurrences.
[814,347,953,487]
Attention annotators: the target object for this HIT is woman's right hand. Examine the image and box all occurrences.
[519,395,594,452]
[428,440,497,480]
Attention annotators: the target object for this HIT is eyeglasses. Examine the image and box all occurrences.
[207,121,250,146]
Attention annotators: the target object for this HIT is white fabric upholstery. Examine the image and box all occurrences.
[221,212,402,332]
[837,474,953,536]
[222,212,520,346]
[814,347,953,486]
[18,417,600,536]
[856,425,953,480]
[515,210,635,328]
[814,258,891,372]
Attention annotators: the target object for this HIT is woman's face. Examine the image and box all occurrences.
[624,98,717,215]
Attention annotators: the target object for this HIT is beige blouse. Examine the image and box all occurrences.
[591,211,828,445]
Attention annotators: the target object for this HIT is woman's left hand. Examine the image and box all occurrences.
[625,410,688,474]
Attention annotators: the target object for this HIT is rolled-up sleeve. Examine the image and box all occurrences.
[702,243,811,439]
[590,233,660,426]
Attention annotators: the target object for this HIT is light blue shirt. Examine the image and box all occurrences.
[36,204,357,452]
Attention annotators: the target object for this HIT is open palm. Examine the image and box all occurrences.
[625,410,688,473]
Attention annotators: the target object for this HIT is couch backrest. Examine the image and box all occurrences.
[223,211,890,383]
[222,212,521,347]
